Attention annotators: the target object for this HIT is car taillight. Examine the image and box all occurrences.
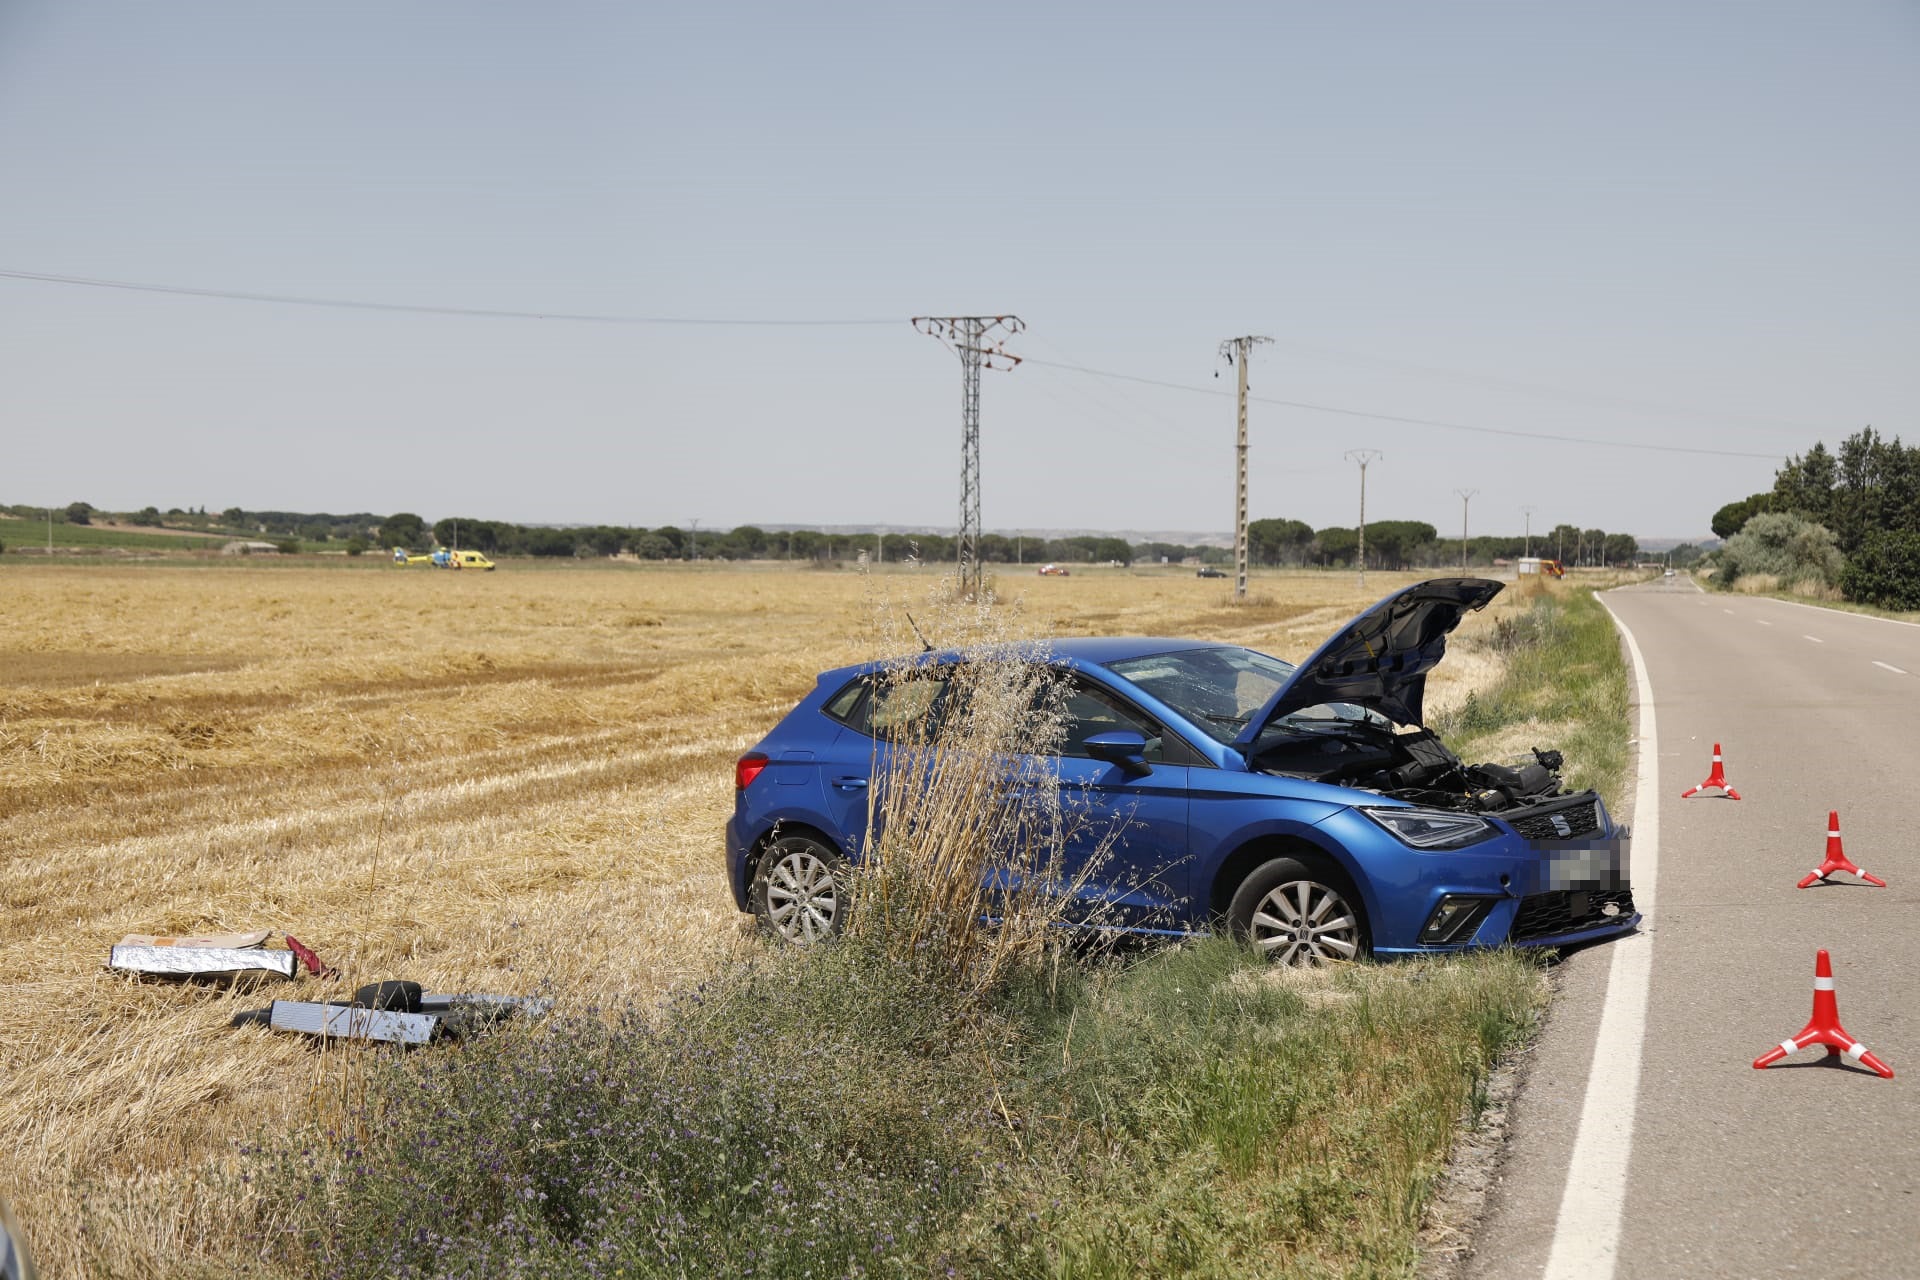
[735,752,769,790]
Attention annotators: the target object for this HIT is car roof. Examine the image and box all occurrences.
[1047,636,1242,664]
[813,637,1248,687]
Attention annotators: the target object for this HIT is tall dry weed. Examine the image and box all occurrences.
[846,575,1109,1001]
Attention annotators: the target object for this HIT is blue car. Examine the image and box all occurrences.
[726,578,1638,964]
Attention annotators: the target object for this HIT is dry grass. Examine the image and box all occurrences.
[0,560,1524,1276]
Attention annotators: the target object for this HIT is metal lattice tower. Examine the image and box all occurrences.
[913,315,1024,596]
[1218,336,1272,601]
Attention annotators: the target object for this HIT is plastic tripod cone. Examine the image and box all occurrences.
[1681,743,1742,800]
[1796,810,1888,889]
[1752,950,1893,1079]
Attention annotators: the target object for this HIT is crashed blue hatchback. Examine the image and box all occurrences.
[726,578,1638,964]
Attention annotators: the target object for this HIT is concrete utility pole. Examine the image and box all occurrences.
[912,315,1025,597]
[1219,335,1273,601]
[687,518,699,561]
[1521,505,1535,559]
[1455,489,1478,573]
[1345,449,1382,589]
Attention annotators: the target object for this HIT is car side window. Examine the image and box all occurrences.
[1054,678,1165,762]
[823,672,950,739]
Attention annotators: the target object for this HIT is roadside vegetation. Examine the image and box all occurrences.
[1433,578,1632,809]
[1,565,1632,1276]
[1710,426,1920,610]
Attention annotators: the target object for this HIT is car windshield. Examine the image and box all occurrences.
[1105,647,1297,744]
[1107,645,1394,746]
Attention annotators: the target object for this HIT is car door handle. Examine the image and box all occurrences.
[831,776,869,791]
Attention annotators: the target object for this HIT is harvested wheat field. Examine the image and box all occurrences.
[0,559,1531,1276]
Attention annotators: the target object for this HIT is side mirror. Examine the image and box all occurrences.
[1083,731,1151,775]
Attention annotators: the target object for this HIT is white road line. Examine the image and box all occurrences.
[1756,594,1920,631]
[1546,597,1661,1280]
[1722,608,1735,615]
[1804,635,1824,644]
[1873,661,1907,675]
[1756,619,1773,626]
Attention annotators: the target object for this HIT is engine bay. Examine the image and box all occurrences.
[1252,721,1571,814]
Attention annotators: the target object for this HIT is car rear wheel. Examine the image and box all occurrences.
[751,835,848,945]
[1227,856,1368,966]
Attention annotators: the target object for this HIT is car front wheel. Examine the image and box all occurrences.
[1227,856,1369,966]
[751,835,848,945]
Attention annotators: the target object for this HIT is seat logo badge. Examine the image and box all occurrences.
[1550,813,1573,838]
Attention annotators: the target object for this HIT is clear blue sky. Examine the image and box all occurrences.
[3,1,1915,540]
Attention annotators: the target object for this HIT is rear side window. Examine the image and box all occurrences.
[821,672,952,738]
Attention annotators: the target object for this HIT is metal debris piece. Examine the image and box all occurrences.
[108,945,297,979]
[264,992,553,1045]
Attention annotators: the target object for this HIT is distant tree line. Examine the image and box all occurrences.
[2,501,1645,571]
[1711,427,1920,607]
[1246,517,1637,570]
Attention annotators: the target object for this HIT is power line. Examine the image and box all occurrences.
[0,267,899,327]
[1022,356,1789,461]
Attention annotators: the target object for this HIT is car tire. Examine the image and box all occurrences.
[751,835,849,946]
[1226,855,1369,966]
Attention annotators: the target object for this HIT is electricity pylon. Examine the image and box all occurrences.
[913,315,1024,596]
[1345,449,1382,589]
[1456,489,1478,573]
[1219,335,1272,601]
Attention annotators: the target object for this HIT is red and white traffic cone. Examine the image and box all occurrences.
[1680,742,1741,799]
[1797,810,1888,889]
[1752,950,1893,1079]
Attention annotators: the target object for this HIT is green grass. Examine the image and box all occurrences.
[0,519,228,551]
[1432,585,1632,809]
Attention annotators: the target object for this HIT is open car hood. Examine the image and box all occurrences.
[1231,578,1503,749]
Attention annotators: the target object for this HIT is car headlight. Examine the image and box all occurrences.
[1359,806,1499,851]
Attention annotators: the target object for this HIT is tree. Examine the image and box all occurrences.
[1840,529,1920,610]
[1602,533,1639,566]
[64,502,93,525]
[1711,493,1773,540]
[1771,442,1837,527]
[1248,518,1313,566]
[221,506,246,528]
[1715,511,1842,591]
[345,537,368,556]
[382,512,428,550]
[1363,520,1436,570]
[132,506,163,527]
[1313,526,1358,566]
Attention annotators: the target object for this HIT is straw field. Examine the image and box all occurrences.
[0,559,1527,1276]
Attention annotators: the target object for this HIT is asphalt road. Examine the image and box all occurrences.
[1468,576,1919,1280]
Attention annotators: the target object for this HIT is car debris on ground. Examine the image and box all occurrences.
[107,929,308,980]
[233,980,553,1044]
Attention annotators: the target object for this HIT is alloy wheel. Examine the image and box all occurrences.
[762,845,842,944]
[1248,879,1361,965]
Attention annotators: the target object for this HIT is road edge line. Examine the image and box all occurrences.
[1753,593,1920,631]
[1541,593,1661,1280]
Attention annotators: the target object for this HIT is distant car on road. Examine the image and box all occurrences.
[726,578,1639,964]
[1037,564,1070,576]
[1196,566,1227,578]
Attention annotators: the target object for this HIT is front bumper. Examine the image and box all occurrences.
[1316,799,1640,957]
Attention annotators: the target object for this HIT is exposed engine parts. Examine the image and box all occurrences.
[1256,723,1573,814]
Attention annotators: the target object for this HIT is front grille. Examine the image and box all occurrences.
[1507,797,1600,843]
[1508,888,1637,943]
